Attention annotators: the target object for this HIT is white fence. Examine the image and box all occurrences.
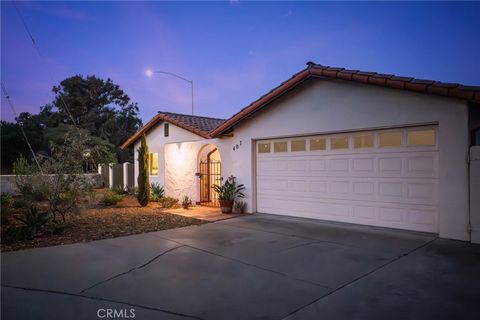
[98,162,135,190]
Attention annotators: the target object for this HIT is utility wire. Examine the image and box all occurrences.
[1,81,43,173]
[13,1,79,131]
[12,2,104,171]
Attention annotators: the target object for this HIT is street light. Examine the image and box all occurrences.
[145,69,194,115]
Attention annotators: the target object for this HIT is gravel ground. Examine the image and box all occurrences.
[1,196,206,252]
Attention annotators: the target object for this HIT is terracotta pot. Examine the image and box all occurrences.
[219,200,234,213]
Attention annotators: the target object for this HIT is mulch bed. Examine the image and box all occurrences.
[1,196,206,252]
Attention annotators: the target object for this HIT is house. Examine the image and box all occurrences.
[121,62,480,243]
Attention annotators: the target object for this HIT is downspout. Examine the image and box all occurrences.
[467,149,472,242]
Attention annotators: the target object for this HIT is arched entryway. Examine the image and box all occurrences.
[197,144,221,207]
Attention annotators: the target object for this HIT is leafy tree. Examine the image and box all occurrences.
[13,128,107,225]
[44,124,117,169]
[1,120,44,174]
[50,75,142,159]
[137,134,150,206]
[1,75,142,172]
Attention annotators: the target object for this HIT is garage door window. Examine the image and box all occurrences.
[310,138,326,151]
[353,134,374,149]
[291,140,306,152]
[274,141,288,152]
[379,132,402,148]
[407,129,435,146]
[258,143,271,153]
[331,136,349,150]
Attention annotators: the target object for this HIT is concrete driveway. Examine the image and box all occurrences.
[2,214,479,320]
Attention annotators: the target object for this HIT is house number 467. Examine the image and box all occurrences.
[233,140,242,151]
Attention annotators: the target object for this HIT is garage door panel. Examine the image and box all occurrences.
[257,195,437,233]
[352,158,375,172]
[258,177,438,206]
[256,126,439,233]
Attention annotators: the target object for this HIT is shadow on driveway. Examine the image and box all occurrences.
[2,213,479,320]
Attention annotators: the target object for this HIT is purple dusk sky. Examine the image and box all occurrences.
[1,1,479,124]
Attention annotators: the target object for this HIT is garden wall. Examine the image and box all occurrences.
[0,174,104,195]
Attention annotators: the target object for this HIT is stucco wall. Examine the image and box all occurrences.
[133,120,204,188]
[133,78,470,241]
[163,139,231,202]
[226,78,470,241]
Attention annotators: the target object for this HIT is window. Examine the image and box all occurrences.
[379,131,402,147]
[291,140,306,152]
[258,143,271,153]
[407,129,435,146]
[149,153,158,175]
[310,138,326,151]
[274,141,288,152]
[330,136,349,150]
[353,134,374,149]
[164,123,169,137]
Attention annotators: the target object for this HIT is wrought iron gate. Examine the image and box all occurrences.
[198,160,221,207]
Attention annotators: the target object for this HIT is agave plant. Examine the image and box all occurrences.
[150,183,165,201]
[15,206,49,239]
[212,176,245,201]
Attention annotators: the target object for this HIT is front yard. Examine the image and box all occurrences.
[1,191,205,252]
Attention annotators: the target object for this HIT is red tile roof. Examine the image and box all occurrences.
[121,62,479,148]
[120,112,225,150]
[210,62,480,137]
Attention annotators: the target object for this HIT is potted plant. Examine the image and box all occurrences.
[182,195,192,209]
[212,176,245,213]
[233,200,245,214]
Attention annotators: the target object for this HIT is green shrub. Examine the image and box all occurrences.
[126,186,138,196]
[12,129,98,224]
[13,156,49,201]
[100,190,123,206]
[112,186,127,195]
[1,193,15,208]
[150,183,164,201]
[12,198,29,209]
[234,200,245,210]
[137,134,150,206]
[15,206,49,240]
[159,196,179,208]
[1,193,15,225]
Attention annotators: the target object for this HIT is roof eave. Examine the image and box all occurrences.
[211,64,480,137]
[211,68,311,137]
[120,113,211,150]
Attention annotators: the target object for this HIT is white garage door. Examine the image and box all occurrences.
[256,126,439,233]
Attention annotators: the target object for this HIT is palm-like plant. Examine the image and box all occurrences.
[212,176,245,201]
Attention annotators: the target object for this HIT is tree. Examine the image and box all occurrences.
[0,75,142,172]
[0,120,44,174]
[50,75,142,160]
[137,134,150,206]
[13,128,107,226]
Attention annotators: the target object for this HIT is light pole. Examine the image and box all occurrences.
[145,69,194,115]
